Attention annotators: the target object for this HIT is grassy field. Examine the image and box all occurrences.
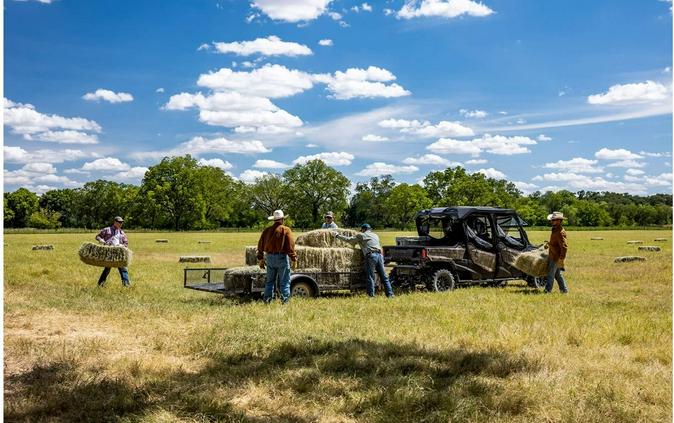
[4,230,672,422]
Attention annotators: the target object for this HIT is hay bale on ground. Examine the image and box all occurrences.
[32,245,54,250]
[245,246,258,266]
[198,240,212,244]
[638,246,661,252]
[590,237,604,240]
[627,240,643,245]
[513,247,549,277]
[614,256,646,263]
[179,256,211,263]
[296,228,360,248]
[79,242,132,268]
[654,238,668,242]
[155,239,169,243]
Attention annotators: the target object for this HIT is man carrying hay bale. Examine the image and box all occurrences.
[544,212,568,294]
[257,210,297,304]
[334,223,394,298]
[321,211,338,229]
[95,216,131,287]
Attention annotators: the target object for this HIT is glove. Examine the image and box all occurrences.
[291,259,297,270]
[258,259,265,269]
[331,231,339,237]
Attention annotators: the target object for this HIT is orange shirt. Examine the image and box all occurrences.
[256,221,297,261]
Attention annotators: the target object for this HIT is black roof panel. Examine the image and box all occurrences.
[416,206,517,220]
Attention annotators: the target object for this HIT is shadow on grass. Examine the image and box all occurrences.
[6,339,541,422]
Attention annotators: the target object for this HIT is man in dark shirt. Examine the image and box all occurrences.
[257,209,297,303]
[545,211,568,294]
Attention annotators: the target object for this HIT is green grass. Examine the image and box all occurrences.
[4,230,672,422]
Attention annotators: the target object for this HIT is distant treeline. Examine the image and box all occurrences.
[4,155,672,230]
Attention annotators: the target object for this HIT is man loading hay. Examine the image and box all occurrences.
[321,211,338,229]
[333,223,394,298]
[545,211,569,294]
[257,209,297,304]
[96,216,131,287]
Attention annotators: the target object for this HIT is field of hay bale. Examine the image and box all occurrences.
[4,230,672,422]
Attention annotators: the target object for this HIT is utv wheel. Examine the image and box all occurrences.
[526,276,545,289]
[428,269,456,292]
[291,281,316,297]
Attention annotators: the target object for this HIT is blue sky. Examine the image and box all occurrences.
[4,0,673,195]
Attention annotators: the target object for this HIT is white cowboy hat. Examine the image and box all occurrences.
[268,209,286,220]
[547,211,565,221]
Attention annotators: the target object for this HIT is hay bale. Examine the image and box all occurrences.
[590,237,604,240]
[638,246,661,252]
[614,256,646,263]
[155,239,169,243]
[179,256,211,263]
[79,242,132,268]
[626,240,643,245]
[245,246,258,266]
[198,240,212,244]
[296,246,363,272]
[654,238,668,242]
[296,228,360,248]
[32,245,54,250]
[513,247,549,277]
[225,266,266,275]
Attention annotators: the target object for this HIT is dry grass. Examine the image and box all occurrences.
[4,230,672,422]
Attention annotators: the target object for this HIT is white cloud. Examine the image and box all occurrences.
[82,157,131,172]
[197,158,234,170]
[543,157,603,174]
[361,2,372,11]
[131,136,271,161]
[397,0,494,19]
[378,118,474,138]
[362,134,389,142]
[328,11,342,20]
[426,138,482,156]
[306,143,318,148]
[384,8,394,15]
[595,148,643,160]
[465,158,487,165]
[537,134,552,141]
[513,181,538,193]
[313,66,410,100]
[4,146,100,164]
[253,159,290,169]
[63,168,90,175]
[251,0,333,22]
[239,169,269,184]
[21,162,57,174]
[114,167,149,181]
[292,151,354,166]
[626,168,645,176]
[197,64,315,98]
[356,162,419,176]
[427,134,536,156]
[4,98,101,143]
[533,172,647,194]
[639,150,671,158]
[318,39,333,46]
[156,87,165,93]
[476,168,506,179]
[402,154,458,166]
[82,89,134,103]
[211,36,312,56]
[587,80,670,105]
[459,109,488,118]
[644,172,672,187]
[606,160,646,168]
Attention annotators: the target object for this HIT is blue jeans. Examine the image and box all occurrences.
[98,267,130,287]
[545,260,568,293]
[365,252,394,297]
[264,253,291,302]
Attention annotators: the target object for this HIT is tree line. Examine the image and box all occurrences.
[4,155,672,230]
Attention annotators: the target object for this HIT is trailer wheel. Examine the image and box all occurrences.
[526,276,545,289]
[291,280,316,298]
[428,269,456,292]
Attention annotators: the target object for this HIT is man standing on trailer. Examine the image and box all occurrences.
[96,216,131,287]
[545,211,569,294]
[321,211,338,229]
[257,209,298,304]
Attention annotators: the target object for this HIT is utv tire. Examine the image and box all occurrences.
[428,269,456,292]
[526,276,545,289]
[291,281,316,298]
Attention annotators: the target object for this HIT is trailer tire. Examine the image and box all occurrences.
[428,269,456,292]
[291,280,316,298]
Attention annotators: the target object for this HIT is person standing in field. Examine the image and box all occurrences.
[96,216,131,287]
[321,211,338,229]
[334,223,394,298]
[257,209,297,304]
[545,211,569,294]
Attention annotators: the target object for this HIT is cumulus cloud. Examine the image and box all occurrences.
[313,66,410,100]
[426,138,482,156]
[4,98,101,144]
[397,0,494,19]
[626,168,645,176]
[131,136,271,161]
[156,87,165,93]
[606,160,645,168]
[427,134,536,156]
[210,36,312,56]
[239,169,269,183]
[362,134,389,142]
[644,172,672,187]
[543,157,603,174]
[318,39,333,46]
[253,159,290,169]
[4,146,100,164]
[537,134,552,141]
[82,89,134,103]
[465,158,487,165]
[402,154,458,167]
[356,162,419,176]
[4,163,79,189]
[476,168,506,179]
[197,158,234,170]
[197,64,315,98]
[513,181,538,193]
[82,157,131,172]
[587,80,670,105]
[459,109,488,118]
[21,162,57,174]
[594,148,643,161]
[114,167,149,181]
[250,0,333,22]
[292,151,354,166]
[533,172,648,194]
[378,118,474,138]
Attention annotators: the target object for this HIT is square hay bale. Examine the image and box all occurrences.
[296,229,360,248]
[654,238,668,242]
[590,237,604,240]
[79,242,132,268]
[513,247,549,277]
[295,246,363,272]
[179,256,211,263]
[245,246,258,266]
[638,246,661,252]
[614,256,646,263]
[198,240,212,244]
[32,245,54,250]
[155,239,169,243]
[626,240,643,245]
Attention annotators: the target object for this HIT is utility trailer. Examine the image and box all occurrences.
[184,267,375,298]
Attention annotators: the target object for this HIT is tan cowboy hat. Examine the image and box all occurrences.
[268,209,287,220]
[547,211,565,221]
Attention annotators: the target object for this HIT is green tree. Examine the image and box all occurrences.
[39,189,78,227]
[384,184,432,229]
[283,160,350,228]
[575,201,611,226]
[4,196,15,226]
[5,188,39,227]
[193,165,237,229]
[423,166,520,207]
[540,190,576,213]
[27,209,62,229]
[345,175,396,228]
[72,180,137,228]
[249,174,289,217]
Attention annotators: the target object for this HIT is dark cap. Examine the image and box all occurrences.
[360,223,371,230]
[114,216,124,223]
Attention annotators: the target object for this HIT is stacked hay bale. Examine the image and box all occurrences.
[32,245,54,250]
[513,246,549,277]
[79,242,132,267]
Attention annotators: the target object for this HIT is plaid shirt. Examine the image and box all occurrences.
[96,226,129,247]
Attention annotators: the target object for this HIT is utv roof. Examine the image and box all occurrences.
[416,206,517,220]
